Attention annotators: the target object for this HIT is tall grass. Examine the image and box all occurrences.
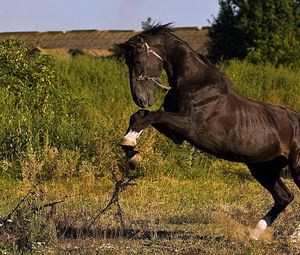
[53,57,300,180]
[220,60,300,111]
[0,55,299,180]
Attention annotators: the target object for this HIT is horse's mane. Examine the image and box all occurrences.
[140,23,174,36]
[127,23,174,45]
[140,23,201,58]
[135,23,225,77]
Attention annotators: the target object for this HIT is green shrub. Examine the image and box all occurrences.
[209,0,300,66]
[0,39,72,178]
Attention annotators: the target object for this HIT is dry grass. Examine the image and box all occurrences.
[1,158,300,254]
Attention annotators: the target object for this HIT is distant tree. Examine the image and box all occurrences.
[208,0,300,66]
[208,0,249,62]
[141,17,153,30]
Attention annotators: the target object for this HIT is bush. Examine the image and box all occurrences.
[0,40,48,157]
[0,39,70,177]
[0,44,132,179]
[209,0,300,66]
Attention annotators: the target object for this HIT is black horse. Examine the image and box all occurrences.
[118,23,300,239]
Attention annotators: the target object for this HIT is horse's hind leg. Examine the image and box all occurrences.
[289,148,300,189]
[247,159,294,240]
[289,148,300,241]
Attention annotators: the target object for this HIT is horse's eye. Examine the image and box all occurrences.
[136,48,143,54]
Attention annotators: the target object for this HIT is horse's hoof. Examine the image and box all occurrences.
[250,219,267,240]
[129,153,141,169]
[120,137,136,147]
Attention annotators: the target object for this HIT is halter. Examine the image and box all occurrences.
[144,42,163,61]
[136,42,171,91]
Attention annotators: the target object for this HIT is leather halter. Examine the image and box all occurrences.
[136,42,170,91]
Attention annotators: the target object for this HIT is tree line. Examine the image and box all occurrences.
[208,0,299,66]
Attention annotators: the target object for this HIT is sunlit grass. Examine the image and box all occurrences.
[2,168,299,254]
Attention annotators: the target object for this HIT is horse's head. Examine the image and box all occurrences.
[118,36,165,108]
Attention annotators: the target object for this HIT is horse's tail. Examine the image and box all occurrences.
[288,113,300,241]
[288,109,300,186]
[296,112,300,147]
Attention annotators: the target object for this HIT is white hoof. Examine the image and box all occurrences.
[250,219,268,240]
[120,130,143,147]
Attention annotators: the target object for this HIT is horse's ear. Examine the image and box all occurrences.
[135,36,144,47]
[115,41,137,50]
[114,42,135,57]
[115,42,128,50]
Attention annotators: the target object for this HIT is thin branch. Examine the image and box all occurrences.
[2,178,43,223]
[87,166,140,230]
[31,200,65,214]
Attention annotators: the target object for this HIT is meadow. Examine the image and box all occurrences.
[0,54,299,254]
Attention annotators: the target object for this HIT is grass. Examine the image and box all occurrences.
[1,171,300,254]
[220,60,300,112]
[0,56,299,254]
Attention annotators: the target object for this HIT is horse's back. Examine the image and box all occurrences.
[188,90,299,162]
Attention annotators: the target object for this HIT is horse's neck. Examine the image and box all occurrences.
[165,46,220,90]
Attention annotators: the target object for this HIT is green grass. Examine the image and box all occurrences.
[0,56,299,254]
[220,60,300,111]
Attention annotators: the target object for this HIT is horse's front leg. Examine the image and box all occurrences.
[120,110,190,167]
[121,109,190,147]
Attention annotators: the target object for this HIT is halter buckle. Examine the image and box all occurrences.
[137,75,146,81]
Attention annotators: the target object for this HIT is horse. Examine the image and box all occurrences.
[117,23,300,240]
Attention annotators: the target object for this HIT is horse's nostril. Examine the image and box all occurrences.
[148,93,154,106]
[135,97,148,108]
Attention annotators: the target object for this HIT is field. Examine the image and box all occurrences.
[0,55,300,254]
